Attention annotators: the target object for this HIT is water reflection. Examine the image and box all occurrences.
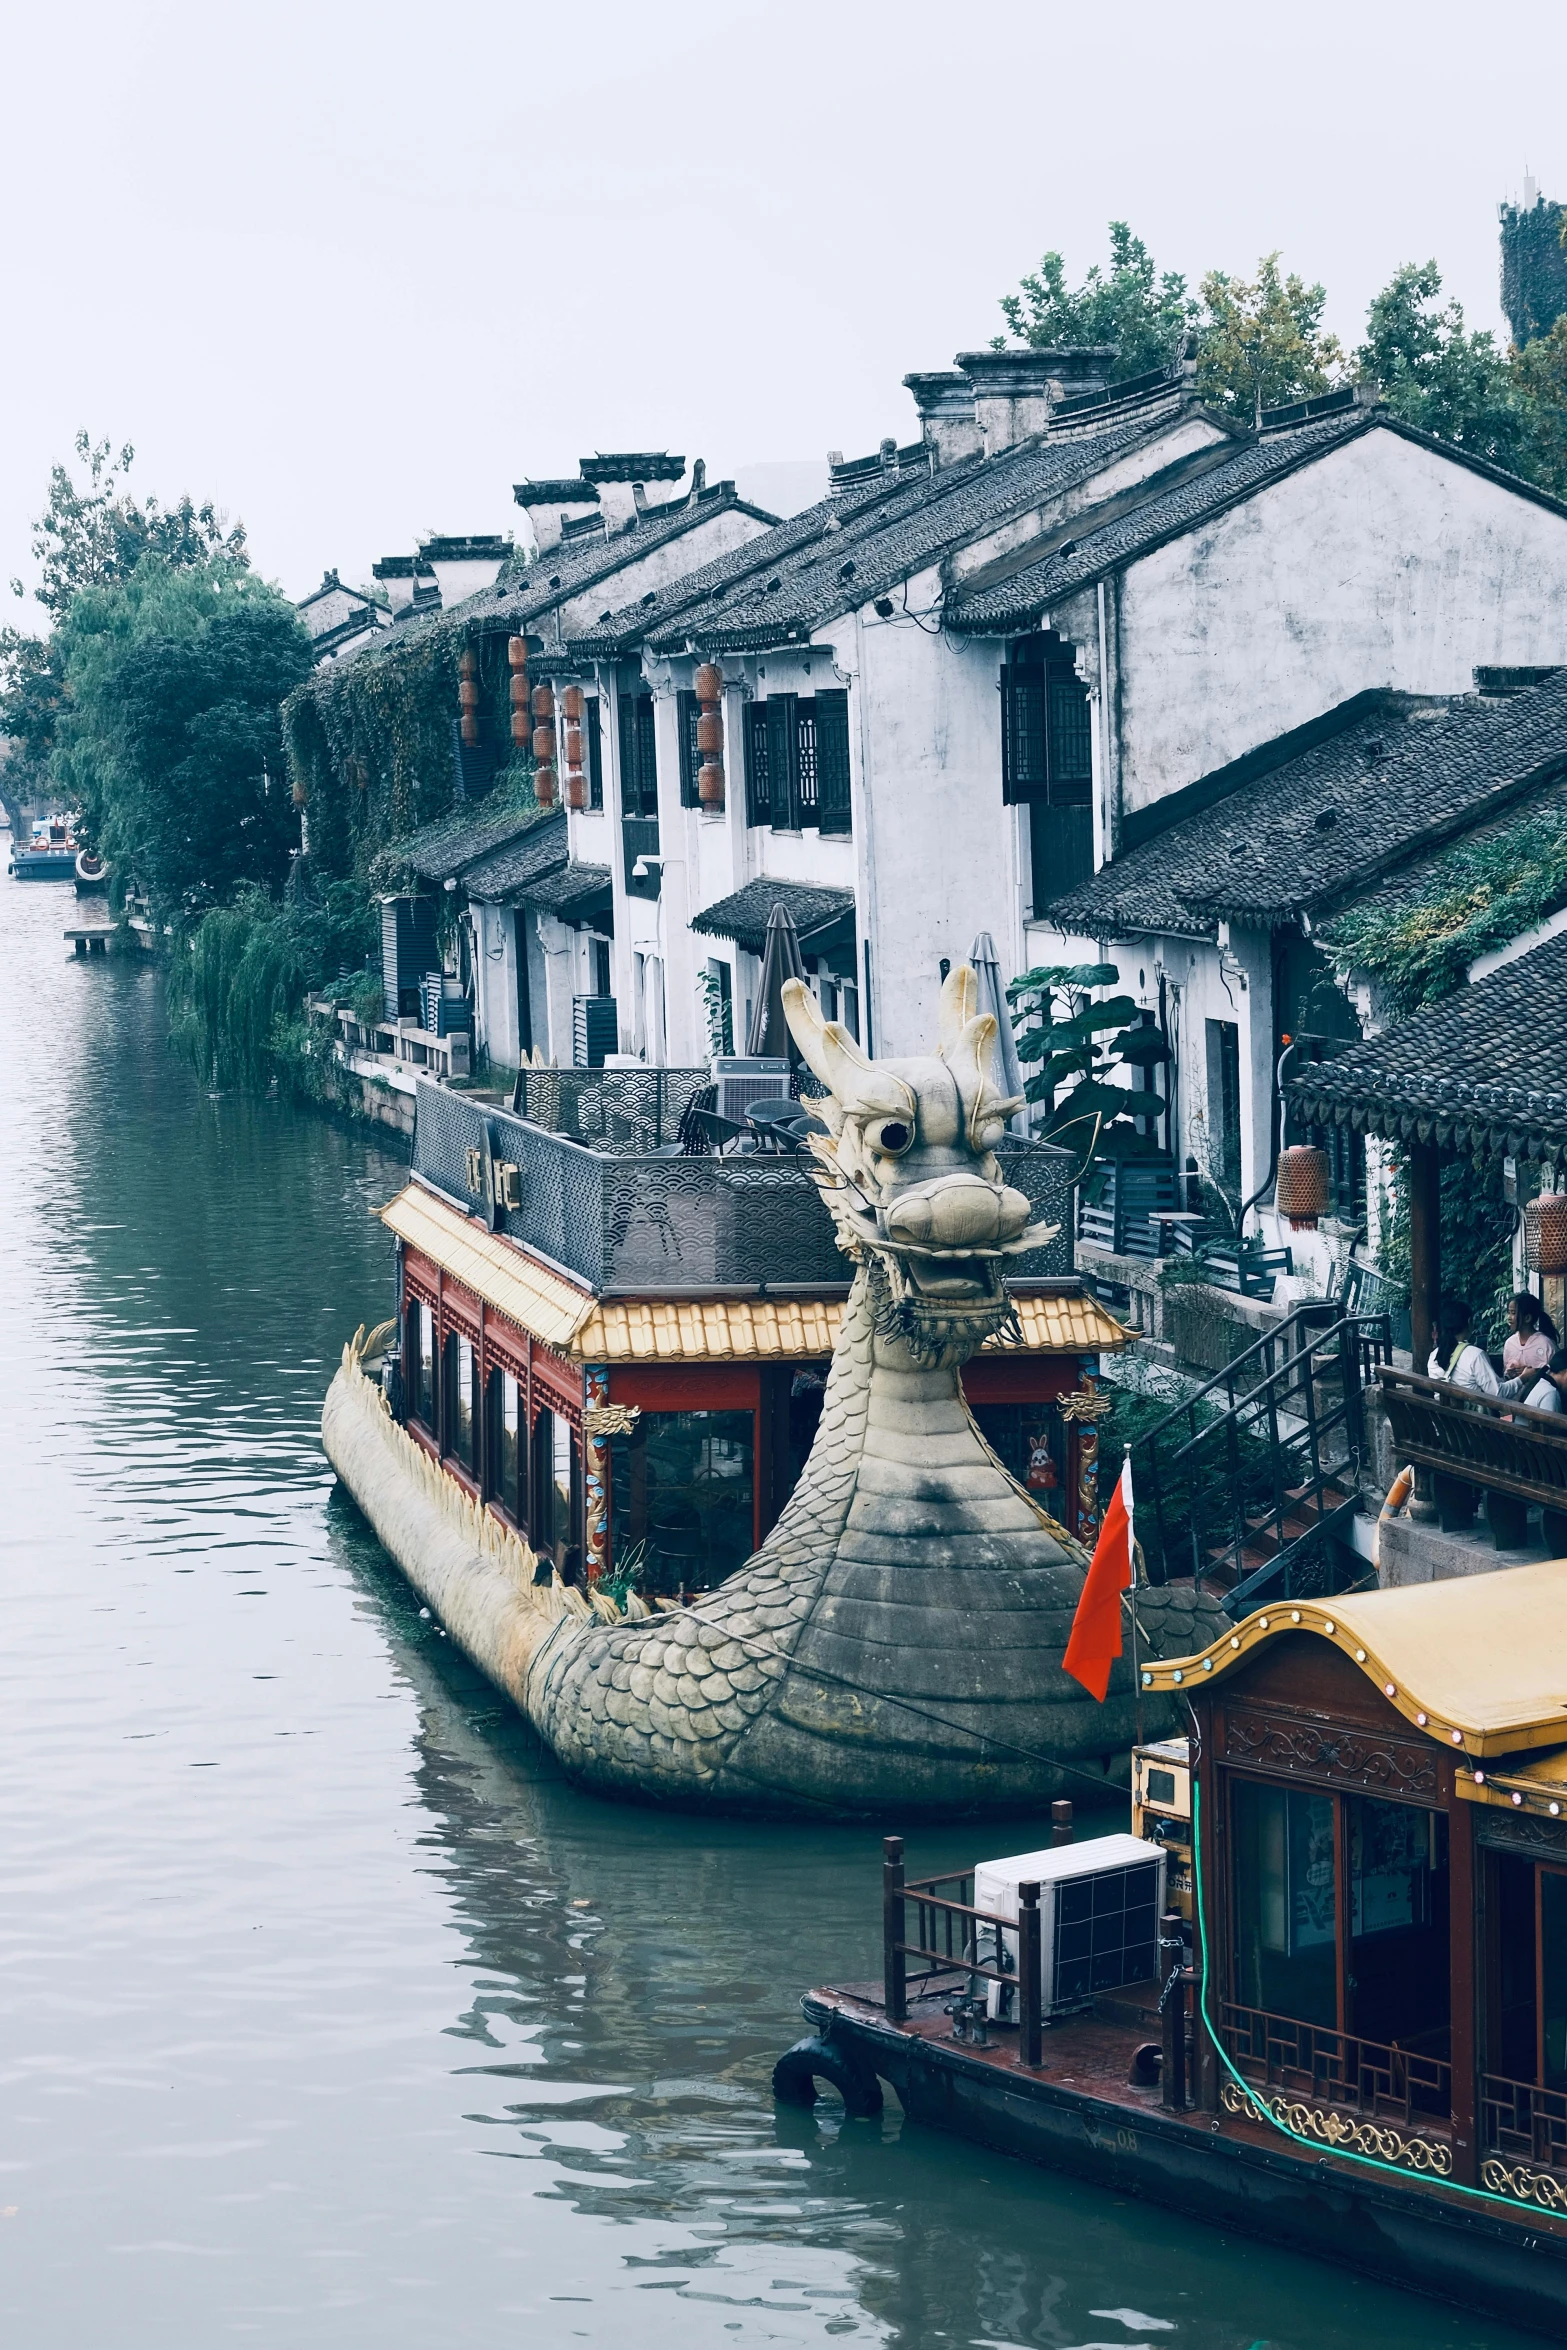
[0,861,1533,2350]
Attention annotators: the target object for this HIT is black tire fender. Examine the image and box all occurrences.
[771,2033,883,2117]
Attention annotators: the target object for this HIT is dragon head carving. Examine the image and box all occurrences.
[783,964,1058,1355]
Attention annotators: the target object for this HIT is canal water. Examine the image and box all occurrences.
[0,863,1538,2350]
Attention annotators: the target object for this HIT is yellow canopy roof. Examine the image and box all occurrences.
[379,1182,1131,1365]
[1139,1558,1567,1758]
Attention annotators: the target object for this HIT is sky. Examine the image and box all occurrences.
[3,0,1566,610]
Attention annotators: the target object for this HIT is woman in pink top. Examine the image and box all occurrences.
[1503,1291,1557,1378]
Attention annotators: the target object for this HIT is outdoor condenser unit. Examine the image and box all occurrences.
[974,1834,1167,2023]
[711,1055,790,1126]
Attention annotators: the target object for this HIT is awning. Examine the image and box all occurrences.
[459,810,569,903]
[690,878,855,957]
[378,1184,1129,1362]
[528,861,614,922]
[1139,1558,1567,1757]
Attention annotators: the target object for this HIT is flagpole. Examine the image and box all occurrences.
[1129,1536,1145,1749]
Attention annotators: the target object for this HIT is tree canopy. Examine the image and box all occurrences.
[1196,254,1343,424]
[53,557,313,913]
[996,222,1197,380]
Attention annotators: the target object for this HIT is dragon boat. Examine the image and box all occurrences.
[323,965,1221,1816]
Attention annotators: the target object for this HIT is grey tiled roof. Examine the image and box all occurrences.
[949,413,1369,631]
[689,878,855,955]
[635,411,1184,657]
[528,861,613,918]
[459,810,569,901]
[1041,672,1567,939]
[393,799,547,885]
[1290,926,1567,1158]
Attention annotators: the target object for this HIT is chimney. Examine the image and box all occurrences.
[578,452,687,532]
[513,478,602,555]
[903,371,983,468]
[372,554,417,614]
[954,348,1118,456]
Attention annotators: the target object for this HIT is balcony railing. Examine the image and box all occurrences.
[1483,2072,1567,2173]
[1379,1367,1567,1518]
[1221,2000,1451,2126]
[413,1080,1074,1296]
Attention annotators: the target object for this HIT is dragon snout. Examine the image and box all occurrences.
[884,1176,1032,1251]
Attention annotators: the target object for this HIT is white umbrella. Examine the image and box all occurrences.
[968,931,1027,1129]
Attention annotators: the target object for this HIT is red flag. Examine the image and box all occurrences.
[1063,1456,1134,1701]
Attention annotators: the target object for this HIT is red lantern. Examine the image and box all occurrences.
[459,649,477,680]
[531,682,553,719]
[696,708,723,756]
[508,635,528,670]
[562,685,584,722]
[458,679,479,709]
[698,759,725,807]
[1276,1146,1329,1231]
[511,711,529,746]
[533,724,556,763]
[510,672,529,708]
[563,724,584,769]
[564,771,587,811]
[534,763,558,808]
[694,662,723,704]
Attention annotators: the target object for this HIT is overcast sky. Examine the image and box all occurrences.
[3,0,1565,609]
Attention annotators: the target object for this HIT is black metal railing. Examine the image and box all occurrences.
[882,1841,1044,2069]
[1222,2001,1451,2126]
[510,1064,709,1149]
[1483,2072,1567,2171]
[415,1083,1073,1296]
[1131,1304,1390,1607]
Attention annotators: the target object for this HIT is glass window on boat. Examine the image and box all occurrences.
[444,1333,477,1476]
[407,1299,435,1431]
[487,1369,521,1521]
[968,1402,1069,1522]
[531,1408,583,1581]
[610,1409,755,1597]
[1490,1855,1567,2092]
[1232,1781,1337,2027]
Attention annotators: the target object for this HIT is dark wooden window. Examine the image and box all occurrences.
[584,696,603,811]
[406,1299,435,1431]
[744,693,852,837]
[1206,1018,1242,1199]
[744,703,770,826]
[609,1408,756,1596]
[1003,631,1093,907]
[616,688,659,817]
[676,689,702,808]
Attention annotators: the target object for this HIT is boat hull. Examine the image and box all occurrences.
[800,1989,1567,2340]
[10,851,77,880]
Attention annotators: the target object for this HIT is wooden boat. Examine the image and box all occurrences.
[777,1562,1567,2337]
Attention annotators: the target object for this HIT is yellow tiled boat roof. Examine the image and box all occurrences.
[379,1182,1131,1364]
[1139,1558,1567,1759]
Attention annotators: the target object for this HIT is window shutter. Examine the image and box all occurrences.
[999,663,1014,805]
[1001,651,1048,804]
[814,691,852,835]
[743,702,771,827]
[584,697,603,810]
[634,695,658,816]
[676,690,700,807]
[615,689,637,815]
[765,694,801,829]
[1045,672,1093,805]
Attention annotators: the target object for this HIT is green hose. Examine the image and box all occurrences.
[1191,1778,1533,2214]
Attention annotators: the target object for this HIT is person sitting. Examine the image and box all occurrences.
[1428,1298,1504,1396]
[1504,1291,1557,1378]
[1520,1345,1567,1415]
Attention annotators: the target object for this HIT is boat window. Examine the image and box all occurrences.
[1346,1797,1449,2048]
[495,1372,521,1521]
[1231,1780,1337,2027]
[407,1300,435,1431]
[1543,1870,1567,2090]
[610,1409,755,1596]
[444,1334,476,1475]
[530,1408,583,1579]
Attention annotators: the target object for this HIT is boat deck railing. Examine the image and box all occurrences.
[1483,2071,1567,2175]
[1221,1998,1452,2127]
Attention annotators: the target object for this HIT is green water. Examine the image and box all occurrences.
[0,864,1540,2348]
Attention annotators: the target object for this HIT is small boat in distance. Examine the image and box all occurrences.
[74,847,109,895]
[9,816,78,881]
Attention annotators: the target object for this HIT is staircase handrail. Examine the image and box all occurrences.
[1131,1304,1389,1452]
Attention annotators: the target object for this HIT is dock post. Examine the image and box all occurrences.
[1017,1882,1042,2069]
[882,1836,906,2024]
[1160,1910,1187,2111]
[1051,1799,1073,1847]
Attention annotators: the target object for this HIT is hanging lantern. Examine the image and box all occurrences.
[534,763,558,808]
[562,684,584,723]
[511,708,529,746]
[698,760,725,807]
[1276,1145,1329,1230]
[562,723,584,769]
[531,682,553,719]
[458,646,479,746]
[693,658,725,811]
[564,770,588,811]
[696,708,723,756]
[507,635,528,671]
[509,671,529,708]
[694,662,723,704]
[532,723,556,763]
[1526,1194,1567,1274]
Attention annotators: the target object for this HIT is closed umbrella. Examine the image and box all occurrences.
[747,900,807,1061]
[968,930,1027,1128]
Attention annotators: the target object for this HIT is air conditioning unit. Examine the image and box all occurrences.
[974,1833,1167,2023]
[712,1054,790,1125]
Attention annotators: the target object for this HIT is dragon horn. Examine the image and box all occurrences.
[937,961,979,1052]
[782,978,913,1117]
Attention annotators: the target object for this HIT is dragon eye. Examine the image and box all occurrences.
[868,1119,912,1154]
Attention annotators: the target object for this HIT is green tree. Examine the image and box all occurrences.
[1511,316,1567,498]
[1355,261,1525,468]
[1196,253,1344,425]
[1,433,249,807]
[53,557,313,914]
[996,222,1198,380]
[1007,962,1169,1157]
